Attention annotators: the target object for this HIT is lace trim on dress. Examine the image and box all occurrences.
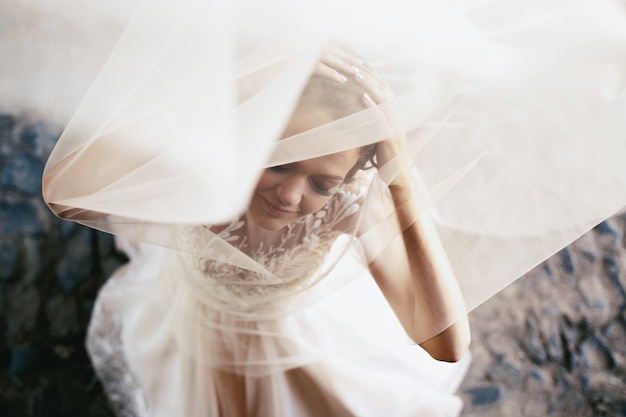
[179,182,366,304]
[87,301,149,417]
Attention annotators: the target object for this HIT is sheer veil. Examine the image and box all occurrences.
[5,0,626,380]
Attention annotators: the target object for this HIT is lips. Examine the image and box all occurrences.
[261,196,297,218]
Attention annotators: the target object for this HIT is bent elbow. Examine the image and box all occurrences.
[428,340,470,363]
[419,321,471,363]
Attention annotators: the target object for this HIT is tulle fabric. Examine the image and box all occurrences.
[4,0,626,415]
[35,0,626,331]
[89,238,469,416]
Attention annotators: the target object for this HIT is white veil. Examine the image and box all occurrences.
[4,0,626,398]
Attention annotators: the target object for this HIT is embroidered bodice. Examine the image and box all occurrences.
[179,183,366,308]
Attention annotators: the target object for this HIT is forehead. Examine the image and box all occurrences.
[280,103,359,177]
[282,104,333,138]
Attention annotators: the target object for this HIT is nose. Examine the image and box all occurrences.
[275,175,304,207]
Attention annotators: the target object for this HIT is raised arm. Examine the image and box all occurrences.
[356,63,470,362]
[365,167,471,362]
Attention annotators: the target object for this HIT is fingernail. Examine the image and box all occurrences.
[351,66,365,80]
[363,93,375,105]
[336,74,348,83]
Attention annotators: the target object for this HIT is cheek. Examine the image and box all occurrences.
[300,195,332,217]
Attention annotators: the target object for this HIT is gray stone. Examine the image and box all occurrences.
[461,210,626,417]
[465,386,500,406]
[541,263,553,277]
[579,335,616,370]
[4,284,40,347]
[56,227,93,293]
[558,248,575,274]
[525,367,551,389]
[524,315,548,364]
[559,316,581,344]
[45,293,79,339]
[580,250,597,263]
[554,375,588,414]
[0,198,47,236]
[52,344,75,360]
[559,318,586,372]
[59,218,77,238]
[573,232,599,264]
[578,276,612,316]
[487,359,523,386]
[602,256,625,297]
[9,346,46,378]
[593,219,620,249]
[0,114,16,157]
[22,236,42,284]
[19,120,60,159]
[602,320,626,352]
[1,151,43,195]
[0,238,20,280]
[545,320,564,363]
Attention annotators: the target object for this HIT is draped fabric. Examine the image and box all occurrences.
[35,0,626,322]
[4,0,626,415]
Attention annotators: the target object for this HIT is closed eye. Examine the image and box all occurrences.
[310,180,332,196]
[311,177,343,197]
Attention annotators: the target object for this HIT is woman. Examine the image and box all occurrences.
[44,53,472,416]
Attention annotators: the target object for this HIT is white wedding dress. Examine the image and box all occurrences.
[86,183,470,417]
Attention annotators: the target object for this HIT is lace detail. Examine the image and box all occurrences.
[180,183,366,304]
[87,298,149,417]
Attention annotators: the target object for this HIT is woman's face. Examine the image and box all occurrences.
[248,105,360,231]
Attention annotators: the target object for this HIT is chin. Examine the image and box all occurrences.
[249,196,300,231]
[248,207,291,231]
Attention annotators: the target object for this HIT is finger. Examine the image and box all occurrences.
[363,92,377,108]
[319,53,358,78]
[356,66,388,91]
[354,73,387,103]
[315,62,349,83]
[352,67,393,103]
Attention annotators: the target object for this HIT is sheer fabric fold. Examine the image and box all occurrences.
[32,0,626,350]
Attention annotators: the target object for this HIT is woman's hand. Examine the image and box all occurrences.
[315,45,407,172]
[353,65,407,172]
[315,44,365,83]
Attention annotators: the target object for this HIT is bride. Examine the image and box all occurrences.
[43,50,473,416]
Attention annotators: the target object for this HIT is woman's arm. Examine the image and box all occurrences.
[366,168,470,362]
[356,64,470,362]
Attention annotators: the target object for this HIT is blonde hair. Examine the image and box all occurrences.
[298,75,377,182]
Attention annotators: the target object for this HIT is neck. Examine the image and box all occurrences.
[243,212,286,252]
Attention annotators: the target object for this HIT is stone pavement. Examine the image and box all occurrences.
[459,213,626,416]
[0,113,624,416]
[0,114,119,416]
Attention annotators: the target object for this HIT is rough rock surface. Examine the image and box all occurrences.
[460,215,626,416]
[0,113,624,416]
